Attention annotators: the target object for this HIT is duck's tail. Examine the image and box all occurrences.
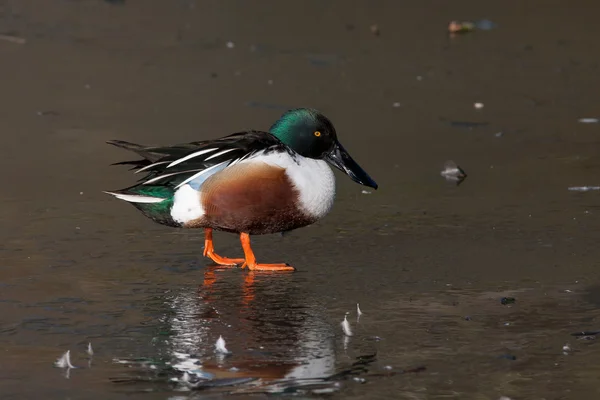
[106,140,162,170]
[103,185,180,227]
[102,190,166,203]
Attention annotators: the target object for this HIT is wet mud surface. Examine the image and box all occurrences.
[2,1,600,399]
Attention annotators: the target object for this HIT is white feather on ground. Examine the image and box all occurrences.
[215,335,230,354]
[341,314,353,337]
[55,350,75,369]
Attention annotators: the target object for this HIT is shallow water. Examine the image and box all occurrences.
[3,0,600,399]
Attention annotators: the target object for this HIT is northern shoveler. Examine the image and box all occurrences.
[104,108,377,271]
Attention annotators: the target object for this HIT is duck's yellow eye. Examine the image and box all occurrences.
[314,131,322,137]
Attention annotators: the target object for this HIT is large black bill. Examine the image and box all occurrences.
[326,142,378,189]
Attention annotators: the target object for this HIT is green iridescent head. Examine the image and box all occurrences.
[269,108,337,159]
[269,108,378,189]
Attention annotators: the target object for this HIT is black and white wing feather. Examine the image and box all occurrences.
[107,131,289,188]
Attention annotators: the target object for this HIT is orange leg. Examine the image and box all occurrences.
[203,228,245,266]
[239,232,296,271]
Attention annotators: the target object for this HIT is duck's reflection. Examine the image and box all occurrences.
[165,266,336,387]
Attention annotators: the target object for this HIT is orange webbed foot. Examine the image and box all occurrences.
[239,232,297,272]
[203,228,244,266]
[204,250,245,266]
[241,262,296,272]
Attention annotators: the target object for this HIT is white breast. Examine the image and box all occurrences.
[249,151,336,220]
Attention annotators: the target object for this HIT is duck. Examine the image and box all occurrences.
[104,108,378,271]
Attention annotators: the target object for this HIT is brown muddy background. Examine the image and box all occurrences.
[2,1,600,399]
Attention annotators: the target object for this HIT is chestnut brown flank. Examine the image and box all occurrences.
[185,162,316,234]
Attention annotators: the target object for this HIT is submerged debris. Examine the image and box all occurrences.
[215,335,230,354]
[568,186,600,192]
[498,354,517,361]
[578,118,599,123]
[500,297,516,305]
[476,20,496,30]
[577,335,596,341]
[357,303,363,317]
[440,160,467,185]
[571,330,600,337]
[87,343,94,357]
[341,314,353,337]
[370,24,380,36]
[448,20,475,34]
[0,34,26,44]
[562,343,571,355]
[55,350,75,369]
[448,19,496,35]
